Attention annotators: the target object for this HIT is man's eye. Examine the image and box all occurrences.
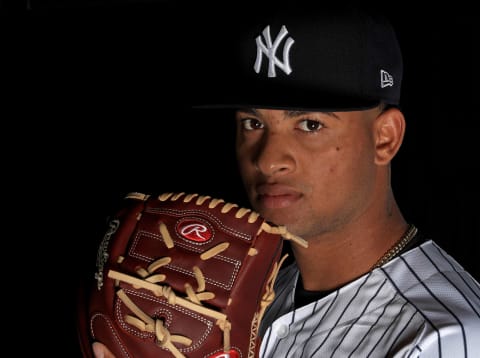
[298,119,324,132]
[241,118,264,130]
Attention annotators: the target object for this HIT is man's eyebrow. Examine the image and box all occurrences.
[236,108,258,115]
[236,108,339,119]
[285,110,339,119]
[285,110,309,117]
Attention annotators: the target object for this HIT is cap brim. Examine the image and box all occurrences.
[193,88,381,112]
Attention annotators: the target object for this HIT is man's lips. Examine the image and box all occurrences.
[255,184,302,209]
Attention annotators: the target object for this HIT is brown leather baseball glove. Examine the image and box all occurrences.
[76,191,307,358]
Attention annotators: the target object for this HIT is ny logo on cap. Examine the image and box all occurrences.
[380,69,394,88]
[254,25,294,77]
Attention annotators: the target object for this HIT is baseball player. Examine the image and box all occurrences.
[91,3,480,358]
[193,3,480,358]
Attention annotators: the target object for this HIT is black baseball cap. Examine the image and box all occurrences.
[192,3,403,112]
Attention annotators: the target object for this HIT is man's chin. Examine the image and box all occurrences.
[257,208,293,227]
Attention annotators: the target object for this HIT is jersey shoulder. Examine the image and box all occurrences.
[381,240,480,356]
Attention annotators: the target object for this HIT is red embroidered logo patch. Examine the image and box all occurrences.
[209,350,240,358]
[176,219,213,243]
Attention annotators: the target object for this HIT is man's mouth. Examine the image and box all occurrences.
[256,184,302,209]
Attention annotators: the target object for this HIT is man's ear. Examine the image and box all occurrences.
[373,107,406,165]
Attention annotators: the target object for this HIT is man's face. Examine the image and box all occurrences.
[235,107,381,240]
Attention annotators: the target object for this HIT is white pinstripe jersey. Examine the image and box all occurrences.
[258,240,480,357]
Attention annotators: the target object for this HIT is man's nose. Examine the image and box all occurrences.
[254,132,296,177]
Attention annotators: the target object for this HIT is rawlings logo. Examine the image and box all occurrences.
[177,219,213,243]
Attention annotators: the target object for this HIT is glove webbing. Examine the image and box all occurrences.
[109,254,288,358]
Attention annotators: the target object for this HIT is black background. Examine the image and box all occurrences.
[3,1,478,355]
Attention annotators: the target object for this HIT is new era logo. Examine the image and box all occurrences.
[380,69,394,88]
[254,25,294,77]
